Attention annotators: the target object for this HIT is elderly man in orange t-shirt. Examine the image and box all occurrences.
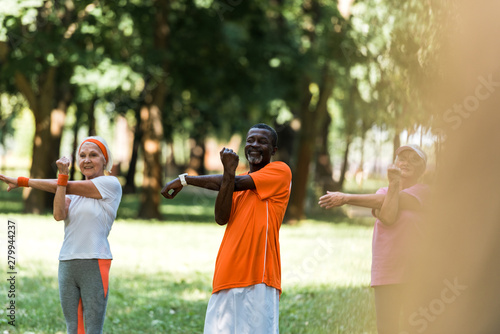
[161,123,292,333]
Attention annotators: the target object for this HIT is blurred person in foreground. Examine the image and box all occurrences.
[161,124,292,334]
[397,1,500,333]
[0,136,122,334]
[318,144,430,334]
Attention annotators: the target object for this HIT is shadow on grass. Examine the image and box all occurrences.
[4,268,376,334]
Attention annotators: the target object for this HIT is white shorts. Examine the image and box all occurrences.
[203,283,279,334]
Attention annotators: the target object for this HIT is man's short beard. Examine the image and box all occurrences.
[247,155,263,164]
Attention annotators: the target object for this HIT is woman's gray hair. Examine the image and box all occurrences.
[78,136,113,173]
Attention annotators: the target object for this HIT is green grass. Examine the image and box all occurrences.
[0,189,377,333]
[0,190,24,213]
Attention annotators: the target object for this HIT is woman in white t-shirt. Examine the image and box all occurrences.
[0,136,122,333]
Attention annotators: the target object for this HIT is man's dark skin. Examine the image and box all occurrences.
[161,127,278,225]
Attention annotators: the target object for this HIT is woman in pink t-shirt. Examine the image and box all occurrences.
[319,145,429,334]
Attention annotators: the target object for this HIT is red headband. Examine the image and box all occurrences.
[80,139,108,162]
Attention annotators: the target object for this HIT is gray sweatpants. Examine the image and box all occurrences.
[58,259,111,334]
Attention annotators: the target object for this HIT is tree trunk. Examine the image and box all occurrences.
[188,136,206,176]
[314,109,336,193]
[138,0,170,219]
[123,107,142,194]
[70,103,83,181]
[15,68,70,213]
[336,135,351,190]
[26,112,56,213]
[285,0,333,221]
[286,66,335,222]
[359,125,367,170]
[393,128,401,161]
[88,97,97,137]
[138,101,164,219]
[269,0,296,168]
[274,122,295,167]
[285,79,313,223]
[165,141,178,176]
[354,125,368,189]
[70,122,79,181]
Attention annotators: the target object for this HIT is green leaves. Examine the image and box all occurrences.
[72,58,143,99]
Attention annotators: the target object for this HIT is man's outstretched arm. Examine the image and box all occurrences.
[161,162,255,200]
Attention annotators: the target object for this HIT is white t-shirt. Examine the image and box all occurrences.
[58,176,122,260]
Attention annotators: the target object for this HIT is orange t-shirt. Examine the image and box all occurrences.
[212,161,292,295]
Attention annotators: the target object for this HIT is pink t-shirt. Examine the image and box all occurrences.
[371,183,429,287]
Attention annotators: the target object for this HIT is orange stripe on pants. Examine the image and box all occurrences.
[77,298,85,334]
[98,259,112,298]
[76,259,111,334]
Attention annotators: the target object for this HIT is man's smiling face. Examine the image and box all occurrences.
[244,128,277,172]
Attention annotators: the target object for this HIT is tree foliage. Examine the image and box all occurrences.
[0,0,449,219]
